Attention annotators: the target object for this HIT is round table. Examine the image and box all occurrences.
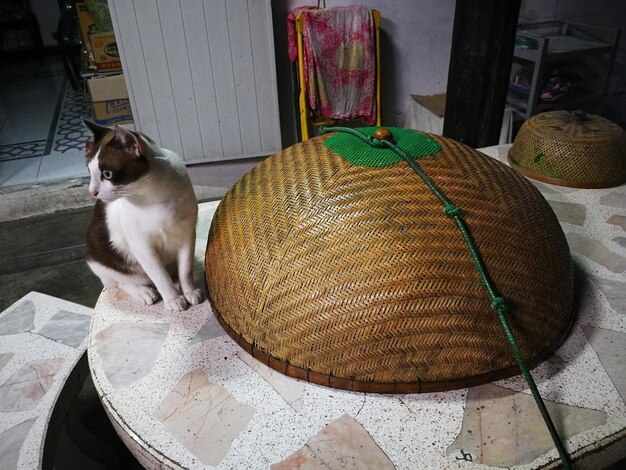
[87,152,626,469]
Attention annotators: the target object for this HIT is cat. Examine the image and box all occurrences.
[83,120,204,312]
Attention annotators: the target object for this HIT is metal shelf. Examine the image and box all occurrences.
[507,20,620,120]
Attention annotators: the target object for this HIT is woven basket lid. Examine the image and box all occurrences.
[508,110,626,188]
[205,127,574,393]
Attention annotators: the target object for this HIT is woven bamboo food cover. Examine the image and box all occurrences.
[205,128,574,393]
[508,110,626,188]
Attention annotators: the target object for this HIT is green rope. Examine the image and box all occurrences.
[319,126,572,469]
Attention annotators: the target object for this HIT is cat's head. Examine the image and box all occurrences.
[83,120,150,201]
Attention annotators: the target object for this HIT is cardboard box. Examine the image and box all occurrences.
[76,1,122,72]
[89,31,122,72]
[403,94,446,135]
[87,74,133,126]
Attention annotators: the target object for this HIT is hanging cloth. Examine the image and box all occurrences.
[297,6,377,125]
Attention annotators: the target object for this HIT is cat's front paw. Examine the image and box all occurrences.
[184,288,204,305]
[121,284,160,305]
[164,295,189,312]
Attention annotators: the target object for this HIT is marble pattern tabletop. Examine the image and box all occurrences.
[88,145,625,469]
[0,292,94,469]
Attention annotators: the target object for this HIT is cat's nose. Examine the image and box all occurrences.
[90,190,99,198]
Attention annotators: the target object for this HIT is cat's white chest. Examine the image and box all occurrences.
[106,199,188,261]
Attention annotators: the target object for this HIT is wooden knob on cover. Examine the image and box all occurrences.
[373,127,393,141]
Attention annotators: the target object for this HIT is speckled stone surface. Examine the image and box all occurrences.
[0,292,93,470]
[88,146,626,469]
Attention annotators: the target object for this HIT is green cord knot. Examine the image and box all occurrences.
[492,297,509,315]
[367,136,389,148]
[444,203,460,217]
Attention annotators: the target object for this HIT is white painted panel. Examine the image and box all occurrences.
[108,0,158,137]
[108,0,281,163]
[226,1,262,155]
[204,0,242,156]
[249,0,282,152]
[181,0,224,157]
[134,0,183,155]
[157,0,203,160]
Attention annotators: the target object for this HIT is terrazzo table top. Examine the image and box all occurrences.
[88,145,625,469]
[0,292,94,469]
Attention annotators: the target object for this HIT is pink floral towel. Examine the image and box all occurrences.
[289,6,376,125]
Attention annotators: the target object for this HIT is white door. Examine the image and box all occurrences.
[108,0,281,163]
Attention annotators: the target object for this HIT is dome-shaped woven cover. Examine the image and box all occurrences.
[205,131,574,393]
[508,110,626,188]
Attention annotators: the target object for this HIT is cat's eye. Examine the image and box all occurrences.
[102,169,113,180]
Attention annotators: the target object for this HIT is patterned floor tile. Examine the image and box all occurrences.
[0,79,90,166]
[51,86,91,154]
[0,141,47,162]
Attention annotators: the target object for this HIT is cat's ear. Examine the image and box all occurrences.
[83,119,110,142]
[113,125,148,159]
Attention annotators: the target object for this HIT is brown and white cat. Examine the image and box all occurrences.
[83,120,203,311]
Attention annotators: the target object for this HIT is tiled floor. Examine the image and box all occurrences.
[0,57,91,188]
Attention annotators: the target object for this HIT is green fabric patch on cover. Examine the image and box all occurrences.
[323,127,441,167]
